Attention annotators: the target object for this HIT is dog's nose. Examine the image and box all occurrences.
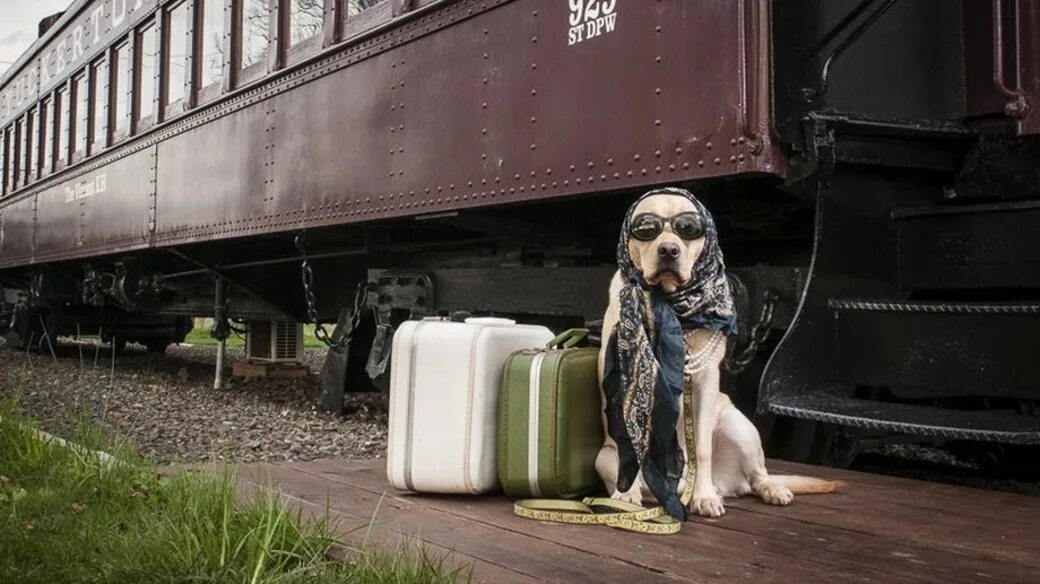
[657,242,681,260]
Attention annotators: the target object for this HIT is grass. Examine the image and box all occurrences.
[183,319,328,349]
[0,402,467,583]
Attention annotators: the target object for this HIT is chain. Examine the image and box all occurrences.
[295,233,368,349]
[722,288,780,374]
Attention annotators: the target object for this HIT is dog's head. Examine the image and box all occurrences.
[624,192,707,292]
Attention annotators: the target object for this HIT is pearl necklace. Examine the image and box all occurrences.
[683,330,725,376]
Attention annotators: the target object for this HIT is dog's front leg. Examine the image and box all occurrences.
[687,368,725,518]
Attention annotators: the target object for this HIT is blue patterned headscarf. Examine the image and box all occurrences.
[602,187,737,520]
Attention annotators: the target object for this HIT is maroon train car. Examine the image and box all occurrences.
[1,0,1038,465]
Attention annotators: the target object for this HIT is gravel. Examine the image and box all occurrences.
[0,340,387,465]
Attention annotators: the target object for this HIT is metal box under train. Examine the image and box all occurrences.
[0,0,1038,467]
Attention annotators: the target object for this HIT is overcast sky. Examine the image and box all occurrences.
[0,0,72,76]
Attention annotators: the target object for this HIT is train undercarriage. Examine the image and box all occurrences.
[3,119,1038,470]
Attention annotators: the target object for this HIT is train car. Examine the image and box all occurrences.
[0,0,1037,466]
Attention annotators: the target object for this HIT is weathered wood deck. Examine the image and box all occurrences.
[239,458,1040,583]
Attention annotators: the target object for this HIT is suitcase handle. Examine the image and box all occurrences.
[547,328,589,349]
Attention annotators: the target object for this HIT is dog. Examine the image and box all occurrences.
[595,189,841,518]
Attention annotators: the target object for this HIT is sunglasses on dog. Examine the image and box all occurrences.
[629,212,705,241]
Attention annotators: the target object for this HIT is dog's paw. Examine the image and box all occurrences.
[689,490,725,518]
[611,489,643,507]
[756,481,794,506]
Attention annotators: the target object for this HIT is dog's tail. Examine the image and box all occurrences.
[772,475,845,495]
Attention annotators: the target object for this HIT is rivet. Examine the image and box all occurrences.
[655,26,662,33]
[481,154,487,160]
[654,119,661,126]
[683,162,691,170]
[531,117,537,123]
[531,63,537,69]
[546,168,553,175]
[713,158,721,165]
[541,184,546,189]
[483,53,489,59]
[531,144,537,150]
[468,181,473,187]
[531,171,537,177]
[600,174,606,181]
[654,150,662,158]
[675,147,683,155]
[483,78,488,84]
[698,160,705,167]
[706,142,713,150]
[482,128,487,134]
[737,137,746,144]
[532,36,538,43]
[607,158,614,165]
[515,174,521,180]
[588,162,595,169]
[627,171,634,177]
[634,154,641,161]
[729,156,737,163]
[655,56,662,63]
[730,139,738,146]
[641,169,648,176]
[482,102,487,108]
[655,88,662,95]
[738,154,746,161]
[655,167,662,173]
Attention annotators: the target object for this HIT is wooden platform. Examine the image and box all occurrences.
[230,360,309,379]
[239,459,1040,583]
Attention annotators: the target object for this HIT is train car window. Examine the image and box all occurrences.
[55,87,68,169]
[137,24,158,128]
[198,0,226,96]
[165,1,190,111]
[90,57,109,154]
[241,0,270,71]
[73,73,88,160]
[113,41,131,140]
[0,129,7,196]
[41,97,53,176]
[289,0,323,46]
[10,121,20,191]
[24,108,36,184]
[346,0,384,17]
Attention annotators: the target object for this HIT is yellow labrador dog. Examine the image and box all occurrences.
[596,189,841,518]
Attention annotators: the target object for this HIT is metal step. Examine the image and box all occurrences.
[766,392,1040,445]
[829,299,1039,400]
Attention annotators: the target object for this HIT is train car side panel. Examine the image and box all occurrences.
[34,147,156,263]
[0,196,36,268]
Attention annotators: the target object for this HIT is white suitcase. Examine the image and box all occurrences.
[387,317,554,494]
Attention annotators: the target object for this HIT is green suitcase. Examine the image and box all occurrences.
[498,329,604,499]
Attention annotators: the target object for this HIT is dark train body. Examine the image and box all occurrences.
[1,0,1037,466]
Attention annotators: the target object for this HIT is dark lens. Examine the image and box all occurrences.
[630,214,663,241]
[672,213,705,240]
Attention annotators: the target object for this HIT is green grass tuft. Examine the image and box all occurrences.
[0,401,466,583]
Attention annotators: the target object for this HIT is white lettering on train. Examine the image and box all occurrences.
[64,173,108,203]
[568,0,618,47]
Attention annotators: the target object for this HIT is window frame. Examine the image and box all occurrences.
[54,80,71,171]
[71,71,89,165]
[0,126,8,197]
[89,54,110,156]
[39,95,53,178]
[194,0,232,105]
[163,0,192,120]
[236,0,273,88]
[340,0,391,42]
[111,38,133,145]
[283,0,324,67]
[135,20,160,134]
[23,107,36,185]
[5,124,17,194]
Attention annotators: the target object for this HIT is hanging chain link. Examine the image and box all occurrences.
[722,288,780,374]
[295,233,367,349]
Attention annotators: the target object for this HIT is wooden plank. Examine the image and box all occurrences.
[231,361,309,378]
[768,459,1040,511]
[236,465,533,584]
[243,463,689,583]
[751,462,1040,569]
[285,459,933,584]
[694,506,1038,584]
